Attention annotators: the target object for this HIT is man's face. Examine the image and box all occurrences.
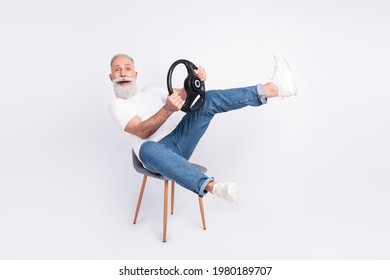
[109,56,138,83]
[110,56,138,99]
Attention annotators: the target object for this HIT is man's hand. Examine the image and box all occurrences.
[165,91,184,112]
[194,66,207,81]
[166,66,206,113]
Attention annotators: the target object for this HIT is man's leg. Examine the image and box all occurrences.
[168,84,267,159]
[140,85,265,204]
[139,140,238,203]
[139,141,213,197]
[166,53,298,159]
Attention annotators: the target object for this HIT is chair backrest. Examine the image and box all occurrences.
[132,150,144,172]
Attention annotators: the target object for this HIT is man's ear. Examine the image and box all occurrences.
[109,73,113,81]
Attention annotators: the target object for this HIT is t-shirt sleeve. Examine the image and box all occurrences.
[108,99,137,131]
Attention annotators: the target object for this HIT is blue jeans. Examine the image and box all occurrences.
[139,85,267,197]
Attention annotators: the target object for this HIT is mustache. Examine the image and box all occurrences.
[112,76,136,83]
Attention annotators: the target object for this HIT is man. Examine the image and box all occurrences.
[108,54,297,204]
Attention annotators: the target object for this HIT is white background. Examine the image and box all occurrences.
[1,0,389,260]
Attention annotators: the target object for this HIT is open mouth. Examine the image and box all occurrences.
[118,80,130,86]
[113,76,134,86]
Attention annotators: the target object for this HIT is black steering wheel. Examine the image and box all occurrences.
[167,59,206,113]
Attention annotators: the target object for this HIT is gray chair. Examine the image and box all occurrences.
[132,150,207,242]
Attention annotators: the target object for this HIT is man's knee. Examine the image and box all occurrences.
[140,141,155,155]
[139,141,161,161]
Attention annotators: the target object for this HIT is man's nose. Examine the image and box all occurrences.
[121,71,126,77]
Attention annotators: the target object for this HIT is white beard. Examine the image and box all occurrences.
[112,77,138,99]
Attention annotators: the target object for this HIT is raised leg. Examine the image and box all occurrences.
[166,86,264,160]
[133,175,147,224]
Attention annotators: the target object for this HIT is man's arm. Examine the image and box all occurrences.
[125,66,207,139]
[124,91,183,139]
[125,106,172,139]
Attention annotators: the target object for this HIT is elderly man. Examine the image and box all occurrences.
[108,54,297,204]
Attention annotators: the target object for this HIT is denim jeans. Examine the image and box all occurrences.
[139,85,266,197]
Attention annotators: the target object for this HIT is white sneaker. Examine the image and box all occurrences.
[212,182,239,204]
[270,53,298,97]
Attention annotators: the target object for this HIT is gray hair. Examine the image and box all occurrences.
[110,54,134,67]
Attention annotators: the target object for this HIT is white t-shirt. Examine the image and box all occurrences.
[108,87,184,159]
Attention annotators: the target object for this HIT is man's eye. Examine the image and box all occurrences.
[115,68,119,72]
[126,67,131,71]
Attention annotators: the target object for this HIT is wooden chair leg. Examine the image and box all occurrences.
[171,181,175,215]
[163,180,168,242]
[133,175,147,224]
[198,197,206,230]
